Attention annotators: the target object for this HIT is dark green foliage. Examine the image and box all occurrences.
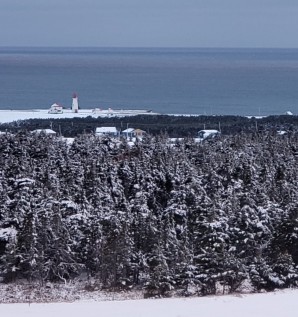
[0,130,298,296]
[1,114,298,137]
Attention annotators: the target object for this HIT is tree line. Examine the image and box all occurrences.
[1,114,298,137]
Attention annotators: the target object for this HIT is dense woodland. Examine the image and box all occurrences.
[0,129,298,296]
[1,114,298,137]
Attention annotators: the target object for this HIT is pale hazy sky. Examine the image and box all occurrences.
[1,0,298,47]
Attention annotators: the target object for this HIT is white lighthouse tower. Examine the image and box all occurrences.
[72,93,79,113]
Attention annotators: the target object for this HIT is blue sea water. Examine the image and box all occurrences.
[0,47,298,116]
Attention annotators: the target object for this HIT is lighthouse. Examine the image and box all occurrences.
[72,93,79,113]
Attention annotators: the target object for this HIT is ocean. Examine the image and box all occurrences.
[0,47,298,116]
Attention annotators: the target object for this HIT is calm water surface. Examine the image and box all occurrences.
[0,47,298,116]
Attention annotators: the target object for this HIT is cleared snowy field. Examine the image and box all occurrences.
[0,289,297,317]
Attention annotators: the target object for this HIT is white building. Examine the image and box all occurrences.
[95,127,118,137]
[198,129,220,140]
[122,128,146,139]
[48,103,63,114]
[31,129,57,136]
[72,93,79,113]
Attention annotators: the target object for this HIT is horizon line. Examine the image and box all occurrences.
[1,46,298,50]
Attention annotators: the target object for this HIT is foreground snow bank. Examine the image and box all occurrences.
[0,281,143,303]
[0,289,298,317]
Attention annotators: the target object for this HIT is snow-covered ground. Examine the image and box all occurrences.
[0,288,297,317]
[0,109,94,123]
[0,109,159,124]
[0,109,270,125]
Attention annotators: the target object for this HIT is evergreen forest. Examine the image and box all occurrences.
[0,130,298,296]
[2,114,298,137]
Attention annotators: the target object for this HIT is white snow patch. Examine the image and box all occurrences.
[0,288,298,317]
[60,137,75,145]
[60,200,77,209]
[15,178,35,187]
[0,227,17,241]
[31,129,57,135]
[285,111,293,115]
[277,130,287,135]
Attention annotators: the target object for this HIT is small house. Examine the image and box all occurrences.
[48,103,63,114]
[32,129,57,136]
[95,127,118,137]
[122,128,146,139]
[198,129,220,141]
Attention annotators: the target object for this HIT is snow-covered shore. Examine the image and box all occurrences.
[0,109,93,123]
[0,109,159,124]
[0,109,272,125]
[0,288,297,317]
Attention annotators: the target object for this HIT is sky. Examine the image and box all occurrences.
[1,0,298,48]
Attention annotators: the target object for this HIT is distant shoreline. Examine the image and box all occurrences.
[0,108,161,124]
[0,108,295,124]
